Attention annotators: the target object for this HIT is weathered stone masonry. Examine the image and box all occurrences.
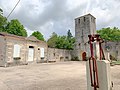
[0,14,120,67]
[73,14,96,60]
[0,33,71,66]
[72,14,120,61]
[0,33,48,66]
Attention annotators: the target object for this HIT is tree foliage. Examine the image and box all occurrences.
[47,30,75,50]
[47,32,57,48]
[0,8,27,37]
[5,19,27,37]
[0,8,3,15]
[97,27,120,41]
[0,8,7,32]
[31,31,44,41]
[67,29,72,39]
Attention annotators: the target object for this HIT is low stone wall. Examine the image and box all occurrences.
[102,41,120,61]
[48,48,71,62]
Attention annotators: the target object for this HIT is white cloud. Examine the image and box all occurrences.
[67,0,87,11]
[0,0,120,40]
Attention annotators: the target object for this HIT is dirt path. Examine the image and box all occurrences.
[0,61,119,90]
[0,61,86,90]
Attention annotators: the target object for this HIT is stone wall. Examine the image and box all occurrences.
[48,48,71,62]
[74,14,96,60]
[102,41,120,61]
[0,33,48,66]
[5,35,26,65]
[26,38,48,63]
[0,33,73,66]
[0,35,6,66]
[73,14,120,61]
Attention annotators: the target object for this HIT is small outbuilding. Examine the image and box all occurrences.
[0,32,72,67]
[0,32,47,67]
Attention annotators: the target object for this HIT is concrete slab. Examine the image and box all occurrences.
[86,60,112,90]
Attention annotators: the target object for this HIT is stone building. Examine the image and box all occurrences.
[73,14,120,61]
[0,32,48,66]
[0,14,119,67]
[0,32,71,67]
[73,14,96,60]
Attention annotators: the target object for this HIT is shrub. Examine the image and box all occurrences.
[71,56,80,61]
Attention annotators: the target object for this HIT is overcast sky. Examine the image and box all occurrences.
[0,0,120,40]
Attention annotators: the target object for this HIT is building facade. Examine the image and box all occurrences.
[0,33,48,66]
[48,48,71,62]
[73,14,120,61]
[102,41,120,61]
[0,32,71,67]
[73,14,96,60]
[0,14,119,67]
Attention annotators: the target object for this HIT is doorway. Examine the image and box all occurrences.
[82,52,86,61]
[28,46,34,62]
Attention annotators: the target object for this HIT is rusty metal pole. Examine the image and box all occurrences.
[88,34,100,90]
[88,35,94,86]
[88,35,98,90]
[87,34,109,90]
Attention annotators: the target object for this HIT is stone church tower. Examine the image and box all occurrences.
[74,14,96,60]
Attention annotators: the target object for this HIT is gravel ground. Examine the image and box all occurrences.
[111,65,120,90]
[0,61,119,90]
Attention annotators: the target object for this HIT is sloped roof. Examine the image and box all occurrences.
[26,36,39,41]
[26,36,47,44]
[0,32,46,43]
[0,32,25,39]
[75,13,96,20]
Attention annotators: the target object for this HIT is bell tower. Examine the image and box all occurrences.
[74,14,96,60]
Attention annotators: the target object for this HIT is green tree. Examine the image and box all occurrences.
[66,37,75,50]
[55,36,67,49]
[47,32,58,48]
[55,35,75,50]
[0,8,3,15]
[5,19,27,37]
[0,8,7,32]
[31,31,44,41]
[0,9,28,37]
[97,27,120,41]
[67,29,73,39]
[48,30,75,50]
[66,30,75,49]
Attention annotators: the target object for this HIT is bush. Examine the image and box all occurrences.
[110,55,117,61]
[71,56,80,61]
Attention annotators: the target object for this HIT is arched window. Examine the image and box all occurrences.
[13,44,21,57]
[78,19,80,23]
[84,17,86,22]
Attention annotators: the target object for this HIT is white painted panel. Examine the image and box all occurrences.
[40,48,44,57]
[86,60,112,90]
[28,48,34,61]
[13,44,20,57]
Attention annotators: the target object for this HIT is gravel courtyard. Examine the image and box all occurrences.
[0,61,119,90]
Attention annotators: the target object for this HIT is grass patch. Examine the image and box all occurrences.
[112,60,120,65]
